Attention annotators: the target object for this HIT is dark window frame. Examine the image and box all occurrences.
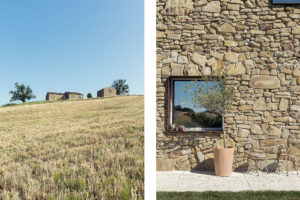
[167,76,223,133]
[272,0,300,4]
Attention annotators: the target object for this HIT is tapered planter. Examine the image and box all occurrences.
[214,146,234,177]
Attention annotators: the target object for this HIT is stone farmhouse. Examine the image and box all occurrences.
[97,87,117,97]
[46,92,83,101]
[156,0,300,171]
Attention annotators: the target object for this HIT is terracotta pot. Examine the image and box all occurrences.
[213,146,234,177]
[178,126,185,132]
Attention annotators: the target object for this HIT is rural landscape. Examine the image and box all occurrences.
[173,105,222,128]
[0,95,144,199]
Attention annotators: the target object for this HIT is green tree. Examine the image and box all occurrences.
[112,79,129,95]
[185,71,236,147]
[87,93,92,98]
[9,82,36,103]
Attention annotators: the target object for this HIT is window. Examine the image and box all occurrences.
[273,0,300,4]
[51,95,54,99]
[72,95,75,99]
[168,77,222,132]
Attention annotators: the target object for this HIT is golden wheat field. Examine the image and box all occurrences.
[0,96,144,200]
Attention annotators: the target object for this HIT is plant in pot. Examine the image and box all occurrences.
[184,71,236,176]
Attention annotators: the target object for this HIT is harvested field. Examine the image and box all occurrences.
[0,96,144,200]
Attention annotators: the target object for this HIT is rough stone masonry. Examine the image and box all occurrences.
[156,0,300,171]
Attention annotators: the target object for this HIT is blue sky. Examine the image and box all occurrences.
[174,81,219,112]
[174,81,206,112]
[0,0,144,105]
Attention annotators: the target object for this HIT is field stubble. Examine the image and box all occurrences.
[0,96,144,200]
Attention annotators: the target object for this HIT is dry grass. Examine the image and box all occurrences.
[0,96,144,200]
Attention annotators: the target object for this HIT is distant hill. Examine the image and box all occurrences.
[0,95,144,199]
[174,109,222,128]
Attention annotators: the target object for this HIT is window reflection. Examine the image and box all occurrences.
[172,80,222,130]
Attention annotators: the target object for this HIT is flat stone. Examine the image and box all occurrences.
[203,1,220,13]
[297,77,300,85]
[164,0,194,15]
[260,139,286,146]
[269,126,280,137]
[167,34,181,40]
[202,67,211,75]
[162,66,170,76]
[282,43,293,51]
[251,124,263,135]
[210,51,224,60]
[293,68,300,76]
[250,76,281,89]
[260,51,273,58]
[281,128,289,139]
[276,116,296,123]
[194,25,204,30]
[227,4,240,11]
[178,55,188,63]
[291,105,300,112]
[176,155,190,171]
[157,31,166,38]
[266,103,278,111]
[250,30,265,35]
[225,40,238,47]
[290,86,300,92]
[171,64,184,76]
[261,24,273,30]
[279,98,289,111]
[239,105,251,110]
[232,46,251,52]
[249,41,260,48]
[184,63,201,75]
[277,12,287,18]
[203,34,223,40]
[195,0,207,6]
[239,129,250,138]
[157,158,176,171]
[225,52,239,62]
[207,57,216,66]
[253,97,266,111]
[191,53,206,67]
[292,27,300,35]
[226,62,246,75]
[212,60,224,74]
[219,23,235,33]
[244,60,254,68]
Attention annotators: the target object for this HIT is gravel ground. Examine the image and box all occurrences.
[157,171,300,192]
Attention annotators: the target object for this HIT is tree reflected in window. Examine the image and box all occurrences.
[170,79,222,131]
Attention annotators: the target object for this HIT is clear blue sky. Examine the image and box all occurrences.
[0,0,144,105]
[174,81,219,112]
[174,81,206,112]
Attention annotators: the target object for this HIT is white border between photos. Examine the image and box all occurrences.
[145,0,156,199]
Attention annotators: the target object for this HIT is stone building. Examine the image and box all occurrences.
[156,0,300,171]
[46,92,65,101]
[97,87,117,97]
[46,92,83,101]
[64,92,84,100]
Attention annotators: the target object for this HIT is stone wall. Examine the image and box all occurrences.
[46,93,65,101]
[156,0,300,171]
[97,87,117,98]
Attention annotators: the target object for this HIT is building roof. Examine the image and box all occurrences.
[47,92,65,95]
[47,92,83,96]
[64,92,83,95]
[98,87,116,92]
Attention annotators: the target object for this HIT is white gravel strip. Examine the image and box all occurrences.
[157,171,300,192]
